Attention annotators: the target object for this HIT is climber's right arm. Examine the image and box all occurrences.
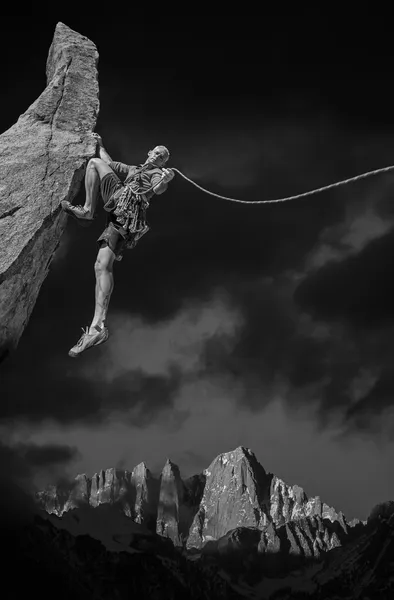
[99,145,113,164]
[92,133,112,164]
[92,133,129,181]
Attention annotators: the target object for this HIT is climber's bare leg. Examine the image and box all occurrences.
[67,244,114,358]
[62,158,115,223]
[84,158,114,218]
[89,244,116,334]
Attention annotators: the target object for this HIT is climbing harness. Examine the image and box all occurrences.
[170,165,394,204]
[104,162,166,249]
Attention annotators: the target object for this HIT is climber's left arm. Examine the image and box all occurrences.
[152,168,175,195]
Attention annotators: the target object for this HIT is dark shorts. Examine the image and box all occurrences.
[97,172,137,258]
[100,171,123,205]
[97,222,136,259]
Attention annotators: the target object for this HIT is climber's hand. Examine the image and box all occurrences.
[92,132,103,146]
[161,168,175,183]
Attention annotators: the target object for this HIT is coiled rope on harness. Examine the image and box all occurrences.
[170,165,394,204]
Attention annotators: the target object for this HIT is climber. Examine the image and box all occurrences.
[61,133,175,358]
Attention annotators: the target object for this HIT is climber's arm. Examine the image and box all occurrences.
[92,133,113,164]
[92,133,131,182]
[152,168,174,195]
[98,145,113,164]
[152,175,167,195]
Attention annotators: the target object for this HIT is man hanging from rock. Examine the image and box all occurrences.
[61,133,175,358]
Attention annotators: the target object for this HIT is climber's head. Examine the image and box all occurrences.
[146,145,170,167]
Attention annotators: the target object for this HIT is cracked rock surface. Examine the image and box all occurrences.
[0,22,99,362]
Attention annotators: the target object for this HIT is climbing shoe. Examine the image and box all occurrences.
[68,326,109,358]
[61,201,94,227]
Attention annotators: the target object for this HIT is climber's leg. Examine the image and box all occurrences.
[68,244,115,358]
[83,158,114,217]
[89,244,116,333]
[61,158,116,224]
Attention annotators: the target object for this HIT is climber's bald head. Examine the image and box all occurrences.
[146,145,170,167]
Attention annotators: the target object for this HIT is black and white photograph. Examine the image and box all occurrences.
[0,10,393,599]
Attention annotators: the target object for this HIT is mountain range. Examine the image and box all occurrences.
[28,446,393,599]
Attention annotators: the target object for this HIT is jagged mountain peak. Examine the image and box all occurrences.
[187,448,271,549]
[209,445,258,466]
[132,461,149,472]
[162,457,180,472]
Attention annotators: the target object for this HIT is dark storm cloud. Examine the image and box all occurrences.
[294,228,394,327]
[197,261,394,436]
[0,439,80,479]
[0,344,182,426]
[15,441,81,468]
[0,439,79,533]
[82,367,184,428]
[0,443,38,534]
[286,226,394,433]
[342,370,394,436]
[201,277,330,403]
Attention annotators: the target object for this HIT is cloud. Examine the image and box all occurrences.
[347,367,381,405]
[0,439,80,534]
[80,292,243,383]
[290,224,394,431]
[15,441,81,470]
[0,291,243,427]
[184,271,394,438]
[294,228,394,327]
[0,437,81,487]
[305,183,394,271]
[71,292,244,426]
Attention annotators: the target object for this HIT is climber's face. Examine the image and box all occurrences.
[146,146,169,167]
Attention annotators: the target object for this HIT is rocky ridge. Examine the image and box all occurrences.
[36,446,361,561]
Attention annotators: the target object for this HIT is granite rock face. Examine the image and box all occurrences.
[131,462,159,528]
[269,475,348,529]
[156,459,185,546]
[0,22,99,362]
[156,459,204,546]
[187,447,271,549]
[201,516,345,562]
[36,464,159,530]
[279,516,343,558]
[63,473,90,512]
[90,468,132,510]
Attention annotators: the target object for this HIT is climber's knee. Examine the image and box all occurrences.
[94,245,115,275]
[88,157,104,171]
[88,157,114,179]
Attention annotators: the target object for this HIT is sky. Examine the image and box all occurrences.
[1,12,394,521]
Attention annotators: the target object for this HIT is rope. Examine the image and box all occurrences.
[171,165,394,204]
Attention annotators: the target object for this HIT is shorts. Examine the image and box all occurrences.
[100,171,123,206]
